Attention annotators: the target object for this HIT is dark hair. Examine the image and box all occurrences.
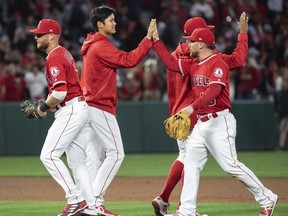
[90,5,116,32]
[206,44,216,50]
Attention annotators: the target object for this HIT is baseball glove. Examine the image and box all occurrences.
[164,111,191,141]
[20,100,44,119]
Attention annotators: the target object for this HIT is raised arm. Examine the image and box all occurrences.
[220,12,249,70]
[96,19,157,69]
[153,40,181,72]
[153,21,199,76]
[152,21,182,72]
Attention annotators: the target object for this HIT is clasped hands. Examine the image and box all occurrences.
[146,19,160,41]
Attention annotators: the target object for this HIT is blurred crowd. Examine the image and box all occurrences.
[0,0,288,103]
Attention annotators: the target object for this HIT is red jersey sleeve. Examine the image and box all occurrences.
[96,37,152,69]
[46,55,67,92]
[219,33,248,70]
[208,59,229,87]
[153,40,197,76]
[153,40,181,72]
[192,84,222,110]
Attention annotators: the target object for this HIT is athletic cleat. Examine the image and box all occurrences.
[58,200,88,216]
[151,196,170,216]
[260,194,278,216]
[95,205,119,216]
[164,211,207,216]
[164,210,181,216]
[80,207,102,216]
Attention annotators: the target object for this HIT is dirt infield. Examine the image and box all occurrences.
[0,177,287,203]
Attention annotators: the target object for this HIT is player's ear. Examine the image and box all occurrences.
[199,42,206,49]
[97,21,104,30]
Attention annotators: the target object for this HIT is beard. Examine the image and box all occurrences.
[37,41,49,51]
[191,50,199,58]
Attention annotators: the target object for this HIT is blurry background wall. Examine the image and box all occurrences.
[0,101,278,155]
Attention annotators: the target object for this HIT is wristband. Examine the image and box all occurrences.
[39,102,51,112]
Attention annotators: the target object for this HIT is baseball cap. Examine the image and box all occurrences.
[184,17,214,35]
[183,28,215,46]
[29,19,61,34]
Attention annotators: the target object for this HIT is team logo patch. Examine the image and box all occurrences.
[214,68,223,78]
[50,66,60,77]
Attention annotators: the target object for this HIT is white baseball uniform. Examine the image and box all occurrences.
[39,46,95,206]
[178,54,277,216]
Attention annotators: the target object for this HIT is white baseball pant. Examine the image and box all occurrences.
[179,110,276,216]
[40,100,94,205]
[87,106,125,206]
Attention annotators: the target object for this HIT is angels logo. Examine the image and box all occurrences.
[214,68,223,78]
[50,66,60,77]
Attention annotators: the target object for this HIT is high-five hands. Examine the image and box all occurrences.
[152,19,159,41]
[146,19,160,41]
[147,19,156,40]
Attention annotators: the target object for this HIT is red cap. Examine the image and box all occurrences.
[29,19,61,34]
[183,28,215,45]
[184,17,214,35]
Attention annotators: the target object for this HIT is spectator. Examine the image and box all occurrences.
[274,67,288,151]
[118,69,142,101]
[62,0,86,48]
[0,35,11,62]
[142,58,161,100]
[237,55,263,99]
[0,0,287,101]
[24,65,47,102]
[189,0,215,22]
[266,59,279,96]
[267,0,284,19]
[4,64,27,101]
[20,43,37,66]
[0,65,6,101]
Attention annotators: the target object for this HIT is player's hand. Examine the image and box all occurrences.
[146,19,156,40]
[49,106,57,112]
[238,12,249,34]
[37,106,47,118]
[180,105,194,116]
[152,21,160,41]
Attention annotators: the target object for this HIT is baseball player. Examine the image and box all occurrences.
[80,6,155,216]
[29,19,100,216]
[153,24,278,216]
[152,13,249,216]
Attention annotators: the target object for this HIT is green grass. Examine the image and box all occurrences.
[0,201,287,216]
[0,152,288,215]
[1,151,288,177]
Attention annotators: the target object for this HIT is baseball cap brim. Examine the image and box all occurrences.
[206,25,215,29]
[183,35,196,41]
[29,29,48,34]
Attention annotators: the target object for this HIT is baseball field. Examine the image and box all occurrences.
[0,151,287,216]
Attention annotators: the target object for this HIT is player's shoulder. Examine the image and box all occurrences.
[48,46,65,59]
[212,53,224,60]
[211,54,228,65]
[205,54,229,73]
